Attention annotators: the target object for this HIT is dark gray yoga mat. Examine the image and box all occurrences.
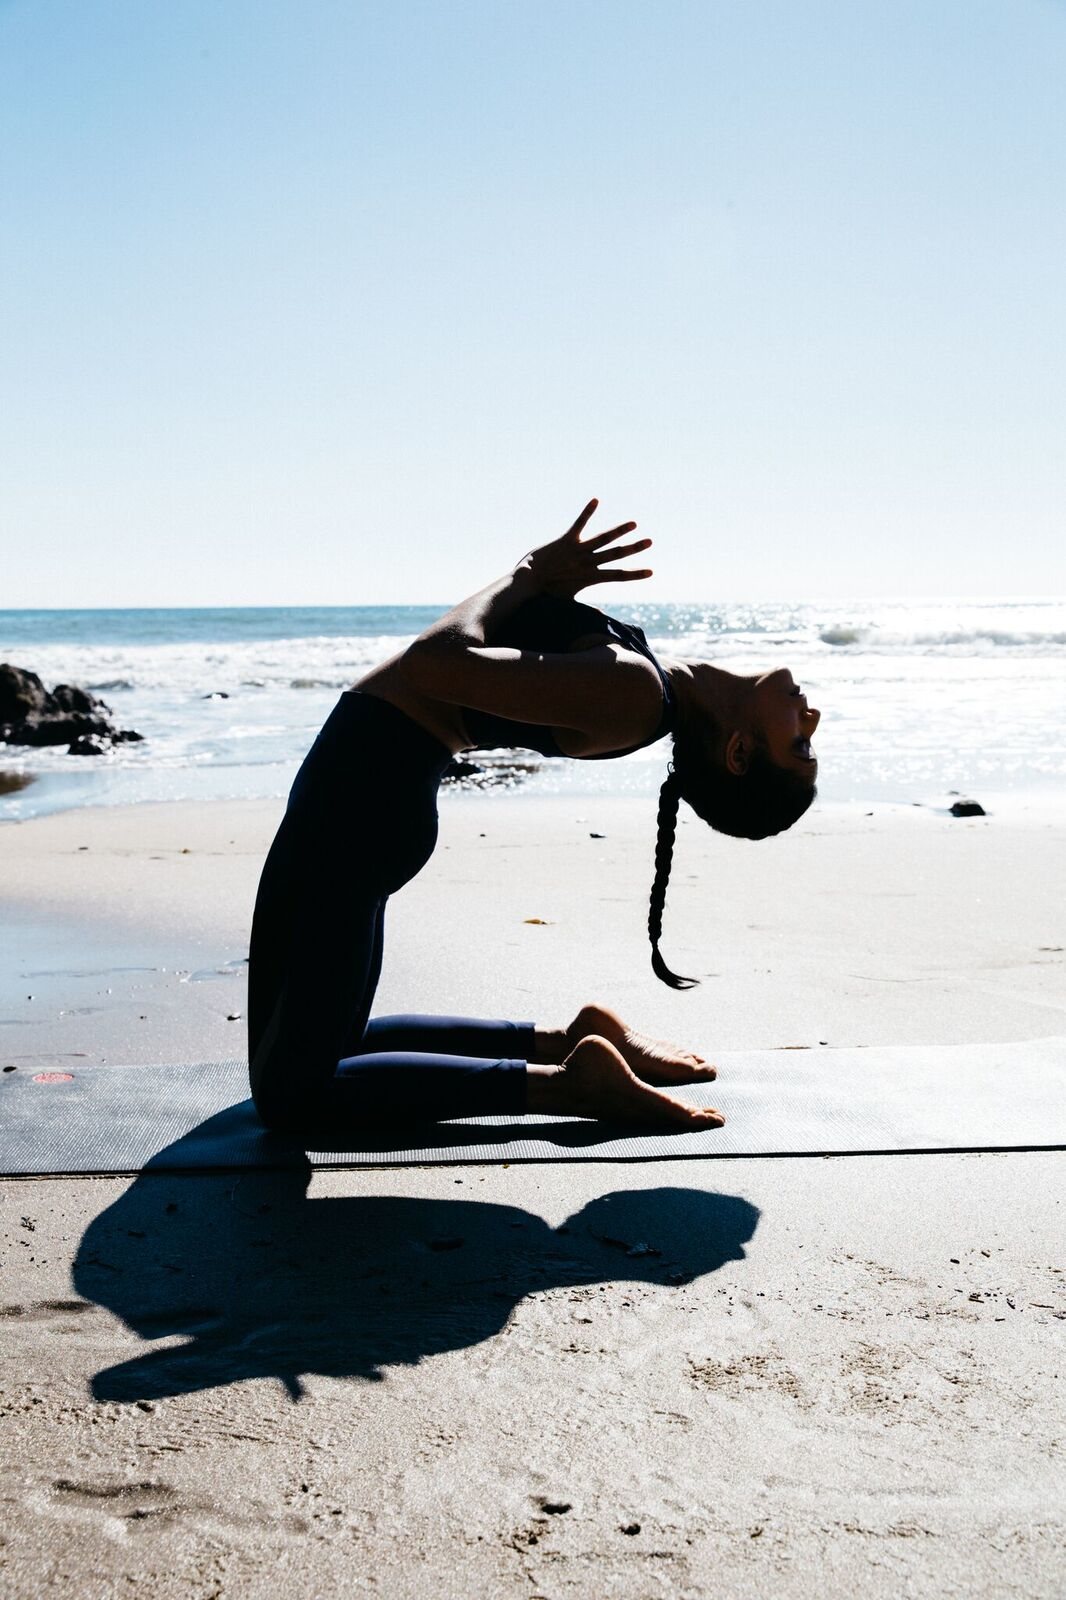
[2,1037,1064,1175]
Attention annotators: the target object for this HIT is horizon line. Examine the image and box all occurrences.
[2,593,1063,615]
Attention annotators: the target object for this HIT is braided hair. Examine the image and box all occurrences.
[648,766,695,989]
[646,727,817,987]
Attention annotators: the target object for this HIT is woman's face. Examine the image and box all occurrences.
[751,668,821,778]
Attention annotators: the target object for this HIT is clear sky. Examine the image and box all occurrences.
[1,0,1063,607]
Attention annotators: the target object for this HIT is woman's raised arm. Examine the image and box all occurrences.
[410,499,650,649]
[398,501,660,738]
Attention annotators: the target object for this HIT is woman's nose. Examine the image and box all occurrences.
[806,706,821,731]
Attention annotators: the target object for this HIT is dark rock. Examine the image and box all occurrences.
[53,683,111,716]
[0,663,143,752]
[0,665,49,723]
[441,759,484,782]
[202,691,230,700]
[949,798,986,818]
[4,712,113,747]
[440,756,540,790]
[0,772,35,797]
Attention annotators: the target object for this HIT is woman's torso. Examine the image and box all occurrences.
[354,594,674,759]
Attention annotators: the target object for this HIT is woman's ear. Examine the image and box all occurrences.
[725,731,750,776]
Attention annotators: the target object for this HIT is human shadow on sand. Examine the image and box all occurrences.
[74,1116,760,1404]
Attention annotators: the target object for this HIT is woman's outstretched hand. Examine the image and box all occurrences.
[521,499,653,599]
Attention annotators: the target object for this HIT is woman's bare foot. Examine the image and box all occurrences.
[564,1003,717,1086]
[527,1035,724,1130]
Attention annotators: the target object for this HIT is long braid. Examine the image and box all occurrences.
[648,766,697,989]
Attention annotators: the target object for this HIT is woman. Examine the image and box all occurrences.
[248,501,820,1137]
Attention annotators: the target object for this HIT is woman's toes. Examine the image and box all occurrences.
[564,1009,718,1088]
[551,1036,725,1129]
[631,1046,718,1086]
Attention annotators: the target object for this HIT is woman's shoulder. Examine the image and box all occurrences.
[497,593,611,651]
[498,593,658,655]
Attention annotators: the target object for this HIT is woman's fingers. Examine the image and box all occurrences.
[590,565,653,583]
[583,520,639,550]
[594,536,652,564]
[557,503,650,586]
[564,499,600,539]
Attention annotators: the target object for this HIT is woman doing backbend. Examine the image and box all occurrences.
[247,501,821,1136]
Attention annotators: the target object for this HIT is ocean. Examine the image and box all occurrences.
[2,599,1064,820]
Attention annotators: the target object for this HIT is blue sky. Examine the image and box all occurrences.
[2,0,1063,606]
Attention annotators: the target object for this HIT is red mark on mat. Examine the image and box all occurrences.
[32,1072,75,1084]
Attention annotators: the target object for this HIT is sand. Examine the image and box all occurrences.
[1,792,1064,1598]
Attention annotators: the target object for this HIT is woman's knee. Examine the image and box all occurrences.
[250,1082,297,1134]
[248,1053,310,1134]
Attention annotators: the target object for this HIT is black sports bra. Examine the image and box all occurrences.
[461,594,675,759]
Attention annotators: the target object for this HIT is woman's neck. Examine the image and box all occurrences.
[664,660,755,730]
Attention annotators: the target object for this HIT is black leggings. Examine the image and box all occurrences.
[247,692,532,1133]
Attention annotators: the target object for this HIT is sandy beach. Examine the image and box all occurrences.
[1,792,1064,1597]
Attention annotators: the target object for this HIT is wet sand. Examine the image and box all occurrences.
[1,794,1064,1596]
